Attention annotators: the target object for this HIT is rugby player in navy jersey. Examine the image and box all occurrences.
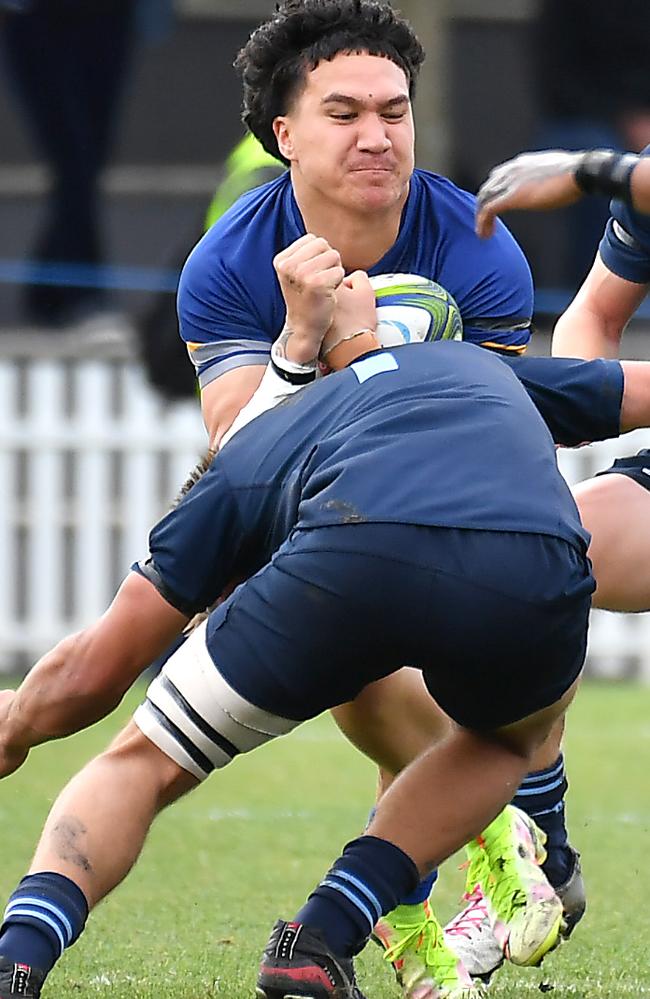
[174,0,584,974]
[476,145,650,614]
[2,266,648,999]
[427,146,650,978]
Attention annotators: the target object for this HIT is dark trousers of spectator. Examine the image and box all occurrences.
[1,3,135,324]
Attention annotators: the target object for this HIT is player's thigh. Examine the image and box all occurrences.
[492,676,580,761]
[331,668,452,777]
[202,526,454,720]
[420,531,592,731]
[574,472,650,611]
[133,533,417,784]
[134,618,302,783]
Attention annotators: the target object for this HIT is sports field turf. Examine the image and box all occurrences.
[1,679,649,998]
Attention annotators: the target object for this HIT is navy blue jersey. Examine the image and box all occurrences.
[178,170,533,388]
[500,354,622,446]
[134,343,622,616]
[599,145,650,284]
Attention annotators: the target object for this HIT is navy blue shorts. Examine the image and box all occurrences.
[596,449,650,492]
[205,524,594,731]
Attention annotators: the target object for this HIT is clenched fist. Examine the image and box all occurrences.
[273,233,345,364]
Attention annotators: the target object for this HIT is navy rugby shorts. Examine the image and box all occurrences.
[596,448,650,492]
[135,523,593,780]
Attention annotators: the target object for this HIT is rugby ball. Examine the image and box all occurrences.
[370,273,463,347]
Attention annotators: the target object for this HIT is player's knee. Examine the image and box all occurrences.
[333,681,395,738]
[528,714,565,771]
[492,683,576,762]
[332,672,440,775]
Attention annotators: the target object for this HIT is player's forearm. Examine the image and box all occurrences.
[1,633,129,756]
[552,301,623,359]
[563,150,650,213]
[619,361,650,433]
[272,320,325,370]
[539,149,650,213]
[0,585,176,765]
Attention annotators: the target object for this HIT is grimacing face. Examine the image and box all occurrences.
[273,52,415,216]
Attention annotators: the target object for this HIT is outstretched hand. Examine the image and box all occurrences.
[475,151,585,239]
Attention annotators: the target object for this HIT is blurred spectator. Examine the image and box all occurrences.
[0,0,138,327]
[139,133,285,400]
[532,0,650,286]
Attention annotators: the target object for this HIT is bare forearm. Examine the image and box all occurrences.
[0,575,189,768]
[4,634,129,753]
[273,323,322,366]
[552,303,623,359]
[551,258,648,359]
[619,361,650,433]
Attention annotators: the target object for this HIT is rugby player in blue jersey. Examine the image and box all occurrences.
[2,267,648,999]
[175,1,583,977]
[181,2,533,450]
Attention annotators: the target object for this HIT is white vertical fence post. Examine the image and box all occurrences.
[0,355,205,669]
[24,362,67,643]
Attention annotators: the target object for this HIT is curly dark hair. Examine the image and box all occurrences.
[234,0,425,164]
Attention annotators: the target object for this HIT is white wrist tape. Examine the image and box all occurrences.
[219,361,307,449]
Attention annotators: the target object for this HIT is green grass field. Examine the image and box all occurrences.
[1,679,649,998]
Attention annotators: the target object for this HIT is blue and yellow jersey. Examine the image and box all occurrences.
[178,169,533,390]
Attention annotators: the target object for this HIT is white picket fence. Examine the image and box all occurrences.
[0,353,206,672]
[2,352,650,678]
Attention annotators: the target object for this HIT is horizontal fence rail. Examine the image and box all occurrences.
[1,353,650,679]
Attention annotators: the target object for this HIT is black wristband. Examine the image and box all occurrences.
[574,150,639,201]
[270,356,317,385]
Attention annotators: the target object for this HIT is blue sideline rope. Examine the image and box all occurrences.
[0,259,649,320]
[0,259,179,294]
